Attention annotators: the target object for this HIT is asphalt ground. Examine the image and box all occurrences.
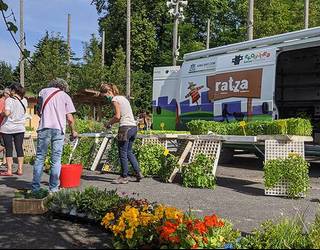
[0,154,319,248]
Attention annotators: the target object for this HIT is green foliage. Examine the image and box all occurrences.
[0,61,14,86]
[309,211,320,249]
[182,153,216,189]
[158,153,178,183]
[187,118,313,136]
[0,0,8,11]
[71,137,96,169]
[70,119,104,134]
[137,144,165,176]
[15,188,48,199]
[138,130,189,135]
[264,155,310,198]
[25,32,70,93]
[239,218,309,249]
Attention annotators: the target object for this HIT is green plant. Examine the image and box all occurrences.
[309,210,320,249]
[71,137,96,168]
[46,189,77,212]
[15,188,48,199]
[239,218,309,249]
[182,154,216,189]
[24,155,35,165]
[264,155,310,198]
[67,119,104,134]
[158,153,178,183]
[186,118,313,136]
[137,144,165,176]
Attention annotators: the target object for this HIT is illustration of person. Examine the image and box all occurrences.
[185,82,204,109]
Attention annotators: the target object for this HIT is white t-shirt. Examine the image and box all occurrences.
[112,96,136,127]
[0,97,28,134]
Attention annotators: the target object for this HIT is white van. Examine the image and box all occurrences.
[153,27,320,146]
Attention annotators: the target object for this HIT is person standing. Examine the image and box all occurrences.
[31,78,78,193]
[0,83,27,176]
[0,89,10,166]
[100,83,143,184]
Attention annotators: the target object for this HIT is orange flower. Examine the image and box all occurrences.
[194,221,208,235]
[203,237,208,244]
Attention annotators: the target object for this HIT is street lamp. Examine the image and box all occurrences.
[166,0,188,66]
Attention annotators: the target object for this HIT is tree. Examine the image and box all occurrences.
[72,34,108,92]
[25,32,70,93]
[0,61,14,87]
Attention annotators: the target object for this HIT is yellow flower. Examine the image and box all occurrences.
[164,148,170,156]
[125,227,135,239]
[239,121,247,127]
[101,212,115,226]
[117,219,126,232]
[288,152,299,158]
[219,236,225,242]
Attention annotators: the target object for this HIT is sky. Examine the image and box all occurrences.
[0,0,100,67]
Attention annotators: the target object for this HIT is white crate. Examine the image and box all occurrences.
[188,139,221,176]
[141,138,168,148]
[265,179,306,197]
[265,140,305,161]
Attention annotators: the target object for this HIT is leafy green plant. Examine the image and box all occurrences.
[239,218,309,249]
[15,188,48,199]
[186,118,312,136]
[308,210,320,249]
[71,137,96,168]
[45,143,74,170]
[182,154,216,189]
[137,144,165,176]
[67,119,104,134]
[158,153,178,183]
[264,155,310,198]
[46,189,77,212]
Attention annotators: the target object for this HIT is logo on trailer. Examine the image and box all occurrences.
[185,81,204,106]
[207,69,262,100]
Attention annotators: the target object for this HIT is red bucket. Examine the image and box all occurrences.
[59,164,83,188]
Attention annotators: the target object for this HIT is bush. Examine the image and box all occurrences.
[309,211,320,249]
[71,137,96,169]
[182,154,216,189]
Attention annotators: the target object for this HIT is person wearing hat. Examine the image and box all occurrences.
[0,83,27,176]
[31,78,78,193]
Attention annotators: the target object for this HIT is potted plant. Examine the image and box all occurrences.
[264,154,310,198]
[12,188,49,214]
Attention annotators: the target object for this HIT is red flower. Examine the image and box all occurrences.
[194,221,208,235]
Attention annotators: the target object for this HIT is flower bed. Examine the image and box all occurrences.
[45,187,320,249]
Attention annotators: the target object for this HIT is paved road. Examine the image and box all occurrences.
[0,154,319,248]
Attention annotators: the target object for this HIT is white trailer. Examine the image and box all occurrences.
[153,27,320,145]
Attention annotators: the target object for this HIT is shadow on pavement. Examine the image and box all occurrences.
[0,194,112,249]
[217,176,265,196]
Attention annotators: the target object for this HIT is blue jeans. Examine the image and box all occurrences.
[32,128,65,192]
[118,126,140,178]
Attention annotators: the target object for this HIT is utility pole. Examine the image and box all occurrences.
[206,18,210,49]
[67,13,71,80]
[247,0,254,40]
[101,30,105,66]
[167,0,188,66]
[126,0,131,99]
[304,0,309,29]
[19,0,24,87]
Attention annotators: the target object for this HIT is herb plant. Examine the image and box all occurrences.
[264,155,310,198]
[182,154,216,189]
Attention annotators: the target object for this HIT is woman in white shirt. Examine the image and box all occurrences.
[101,83,143,184]
[0,83,27,176]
